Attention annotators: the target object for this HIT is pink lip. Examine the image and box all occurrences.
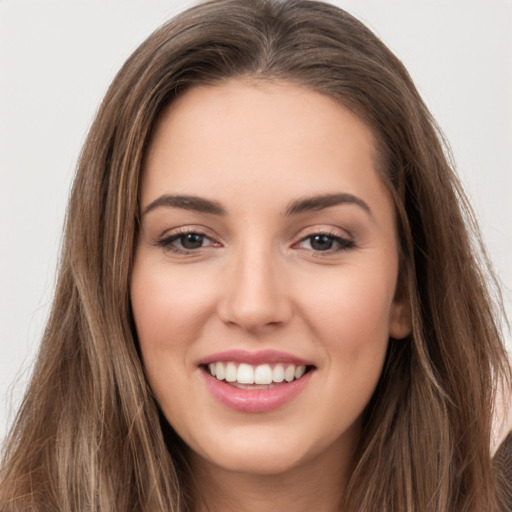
[199,349,313,366]
[201,368,313,413]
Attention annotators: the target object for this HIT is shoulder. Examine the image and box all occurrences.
[493,382,512,509]
[494,431,512,472]
[494,381,512,453]
[493,431,512,510]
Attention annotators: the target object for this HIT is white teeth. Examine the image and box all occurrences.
[284,364,295,382]
[295,365,306,379]
[225,362,237,382]
[272,364,285,383]
[215,362,225,381]
[254,364,272,385]
[207,361,309,385]
[237,363,255,384]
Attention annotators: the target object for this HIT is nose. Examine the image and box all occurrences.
[217,243,293,333]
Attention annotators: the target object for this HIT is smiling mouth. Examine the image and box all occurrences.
[204,361,315,388]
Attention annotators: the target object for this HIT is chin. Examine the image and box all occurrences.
[186,425,324,477]
[207,446,307,476]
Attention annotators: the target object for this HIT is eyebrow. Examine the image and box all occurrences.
[284,193,372,217]
[143,194,227,216]
[142,192,372,217]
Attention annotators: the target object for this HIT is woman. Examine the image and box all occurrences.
[1,0,510,510]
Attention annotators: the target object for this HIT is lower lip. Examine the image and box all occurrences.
[202,369,313,413]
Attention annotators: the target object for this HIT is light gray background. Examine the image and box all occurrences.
[1,0,511,445]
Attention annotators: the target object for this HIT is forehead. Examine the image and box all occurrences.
[141,80,388,216]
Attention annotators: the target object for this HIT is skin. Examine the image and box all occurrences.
[131,80,411,512]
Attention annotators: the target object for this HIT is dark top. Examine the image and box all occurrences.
[494,432,512,510]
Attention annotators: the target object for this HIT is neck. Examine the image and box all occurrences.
[189,436,354,512]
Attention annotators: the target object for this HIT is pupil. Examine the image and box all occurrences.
[311,235,333,251]
[182,233,203,249]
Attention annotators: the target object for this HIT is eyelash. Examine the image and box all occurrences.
[155,228,218,255]
[294,231,355,253]
[155,229,355,255]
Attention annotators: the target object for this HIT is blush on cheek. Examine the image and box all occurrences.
[132,269,206,342]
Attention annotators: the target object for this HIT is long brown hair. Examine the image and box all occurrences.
[1,1,510,510]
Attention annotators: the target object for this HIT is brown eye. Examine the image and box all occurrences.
[178,233,206,250]
[297,233,355,253]
[157,231,216,254]
[310,234,335,251]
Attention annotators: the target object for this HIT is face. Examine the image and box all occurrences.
[131,81,410,478]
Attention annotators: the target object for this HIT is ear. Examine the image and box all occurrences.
[389,276,412,339]
[389,297,412,339]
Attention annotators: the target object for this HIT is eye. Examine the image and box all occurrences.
[156,231,217,254]
[297,233,355,253]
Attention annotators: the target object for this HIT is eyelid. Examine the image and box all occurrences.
[292,228,356,254]
[156,224,218,240]
[153,226,222,254]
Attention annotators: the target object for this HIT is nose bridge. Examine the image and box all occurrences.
[219,235,291,331]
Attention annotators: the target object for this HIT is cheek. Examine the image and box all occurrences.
[129,261,217,408]
[298,263,396,401]
[281,268,396,451]
[131,261,213,349]
[303,265,397,346]
[130,260,216,422]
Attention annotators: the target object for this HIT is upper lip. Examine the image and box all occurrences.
[198,349,314,367]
